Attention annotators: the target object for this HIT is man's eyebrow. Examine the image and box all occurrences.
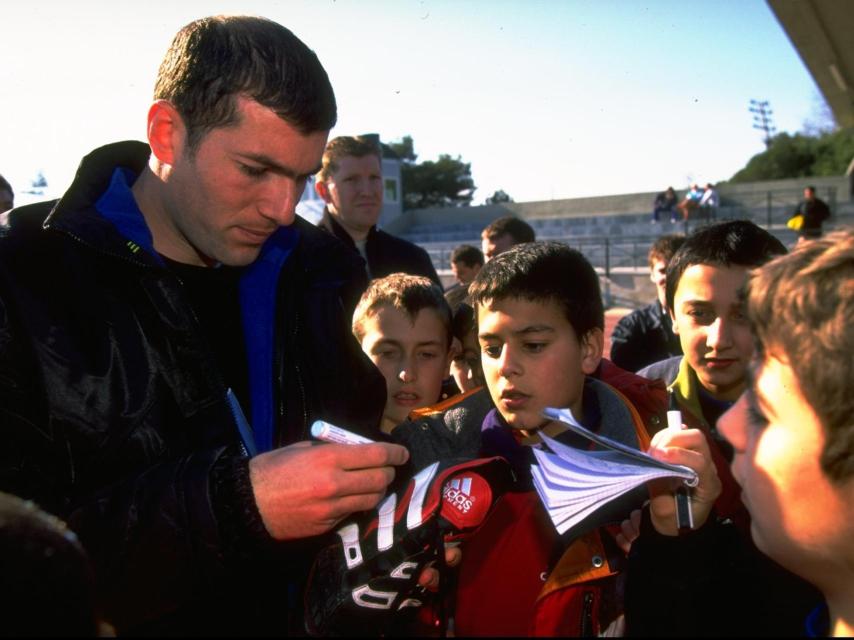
[237,152,321,178]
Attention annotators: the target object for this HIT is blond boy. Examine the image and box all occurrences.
[353,273,453,433]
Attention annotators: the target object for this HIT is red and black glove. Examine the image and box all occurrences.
[304,456,513,636]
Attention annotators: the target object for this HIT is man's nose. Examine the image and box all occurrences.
[259,178,301,226]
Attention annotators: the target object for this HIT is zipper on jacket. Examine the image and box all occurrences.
[581,590,595,637]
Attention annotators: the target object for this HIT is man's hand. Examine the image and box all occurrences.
[249,441,409,540]
[645,428,722,536]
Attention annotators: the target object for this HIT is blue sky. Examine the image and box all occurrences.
[1,0,824,207]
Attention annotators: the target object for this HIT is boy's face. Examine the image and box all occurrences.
[649,258,668,309]
[359,305,450,432]
[671,264,753,401]
[449,326,484,393]
[481,233,515,262]
[718,353,854,590]
[451,260,481,285]
[478,297,602,432]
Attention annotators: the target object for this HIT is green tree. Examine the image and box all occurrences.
[389,136,476,210]
[486,189,513,204]
[729,128,854,183]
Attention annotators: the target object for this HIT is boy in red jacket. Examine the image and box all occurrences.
[447,241,660,636]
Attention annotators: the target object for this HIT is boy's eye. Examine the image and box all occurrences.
[482,344,502,359]
[687,309,712,323]
[523,342,547,354]
[746,391,768,430]
[418,351,438,360]
[239,163,266,178]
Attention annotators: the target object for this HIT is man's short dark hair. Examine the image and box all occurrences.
[665,220,787,311]
[648,234,685,268]
[154,15,337,152]
[481,216,536,244]
[469,241,603,341]
[317,136,382,182]
[451,244,484,268]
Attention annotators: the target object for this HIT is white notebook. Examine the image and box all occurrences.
[531,407,698,535]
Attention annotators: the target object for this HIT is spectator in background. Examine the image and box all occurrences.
[445,243,483,313]
[699,182,720,222]
[791,185,831,241]
[0,174,13,212]
[450,243,483,286]
[480,215,535,261]
[651,186,677,223]
[610,234,685,373]
[677,183,704,222]
[316,136,440,286]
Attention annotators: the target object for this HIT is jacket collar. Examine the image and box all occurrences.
[669,356,706,425]
[319,206,377,248]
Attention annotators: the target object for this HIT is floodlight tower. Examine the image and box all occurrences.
[749,99,776,149]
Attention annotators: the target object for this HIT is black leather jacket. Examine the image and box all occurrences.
[318,208,440,286]
[0,141,386,634]
[610,301,682,373]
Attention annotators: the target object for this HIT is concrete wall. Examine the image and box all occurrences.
[384,174,850,235]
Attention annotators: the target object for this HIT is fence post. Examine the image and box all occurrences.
[604,238,612,308]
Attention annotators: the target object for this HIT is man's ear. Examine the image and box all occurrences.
[581,327,604,375]
[315,178,333,204]
[146,100,186,167]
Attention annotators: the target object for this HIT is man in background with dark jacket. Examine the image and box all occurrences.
[315,135,440,286]
[0,15,409,635]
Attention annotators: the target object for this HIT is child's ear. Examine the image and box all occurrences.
[669,304,680,335]
[581,328,604,375]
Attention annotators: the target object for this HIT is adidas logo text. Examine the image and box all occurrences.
[443,477,475,514]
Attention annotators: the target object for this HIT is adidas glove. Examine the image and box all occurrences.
[304,456,513,637]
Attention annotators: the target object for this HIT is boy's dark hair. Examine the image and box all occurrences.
[0,492,99,636]
[469,241,604,341]
[451,244,484,268]
[154,15,337,152]
[481,216,536,244]
[648,234,685,268]
[748,230,854,482]
[318,136,382,182]
[353,273,453,349]
[665,221,787,311]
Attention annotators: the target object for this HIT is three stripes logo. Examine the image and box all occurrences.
[442,476,475,514]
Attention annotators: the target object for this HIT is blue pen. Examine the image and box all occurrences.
[226,388,258,457]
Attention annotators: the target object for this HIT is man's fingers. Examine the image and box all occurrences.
[330,442,410,470]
